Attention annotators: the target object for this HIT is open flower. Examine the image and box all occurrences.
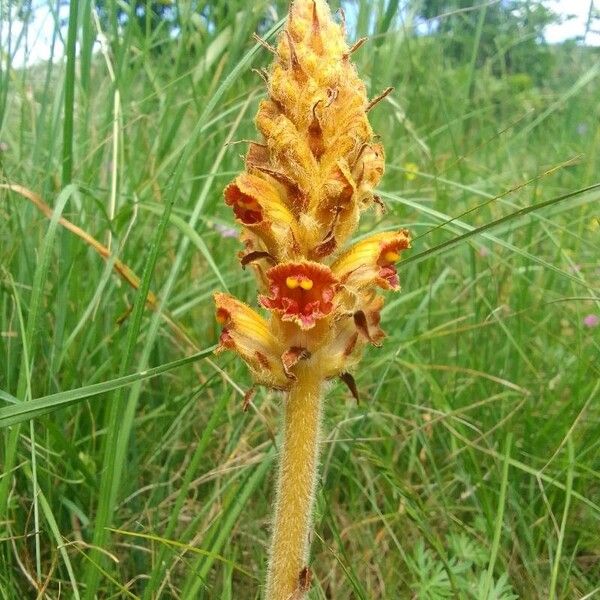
[214,292,288,387]
[333,229,411,291]
[224,173,298,260]
[583,314,599,328]
[260,261,338,329]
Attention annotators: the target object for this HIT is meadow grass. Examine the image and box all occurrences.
[1,1,599,598]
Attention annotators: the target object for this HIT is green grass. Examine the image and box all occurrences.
[1,1,599,598]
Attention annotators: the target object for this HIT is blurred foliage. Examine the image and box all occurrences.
[416,0,558,83]
[93,0,289,56]
[88,0,561,83]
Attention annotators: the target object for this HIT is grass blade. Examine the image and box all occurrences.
[0,347,215,428]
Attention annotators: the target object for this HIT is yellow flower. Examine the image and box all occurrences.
[214,292,288,388]
[224,173,298,261]
[403,161,419,181]
[260,261,338,330]
[332,229,411,291]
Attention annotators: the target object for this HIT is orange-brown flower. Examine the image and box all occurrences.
[215,0,410,391]
[224,182,262,224]
[260,261,338,329]
[213,3,413,598]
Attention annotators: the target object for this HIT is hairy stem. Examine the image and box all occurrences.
[266,366,324,600]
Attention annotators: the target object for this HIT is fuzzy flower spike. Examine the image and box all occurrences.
[214,1,410,598]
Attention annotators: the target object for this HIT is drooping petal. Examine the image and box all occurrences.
[214,292,288,387]
[339,372,360,402]
[354,293,386,345]
[260,261,338,329]
[332,229,411,291]
[309,159,359,257]
[317,313,361,378]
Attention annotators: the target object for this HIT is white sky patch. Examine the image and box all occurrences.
[1,0,599,69]
[545,0,600,45]
[1,3,69,67]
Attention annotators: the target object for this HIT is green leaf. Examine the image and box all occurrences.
[0,347,215,428]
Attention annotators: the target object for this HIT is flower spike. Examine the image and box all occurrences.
[213,2,411,598]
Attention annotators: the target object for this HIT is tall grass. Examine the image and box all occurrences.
[1,1,599,598]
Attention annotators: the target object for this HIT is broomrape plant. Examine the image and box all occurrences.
[214,0,410,597]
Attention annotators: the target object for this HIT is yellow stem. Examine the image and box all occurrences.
[266,365,324,600]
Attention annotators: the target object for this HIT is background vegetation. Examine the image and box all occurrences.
[1,0,599,598]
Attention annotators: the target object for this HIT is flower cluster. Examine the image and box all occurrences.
[215,0,410,394]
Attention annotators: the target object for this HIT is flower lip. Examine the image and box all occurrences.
[260,261,338,329]
[215,306,234,349]
[218,327,235,349]
[216,307,231,325]
[376,236,410,289]
[224,182,263,225]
